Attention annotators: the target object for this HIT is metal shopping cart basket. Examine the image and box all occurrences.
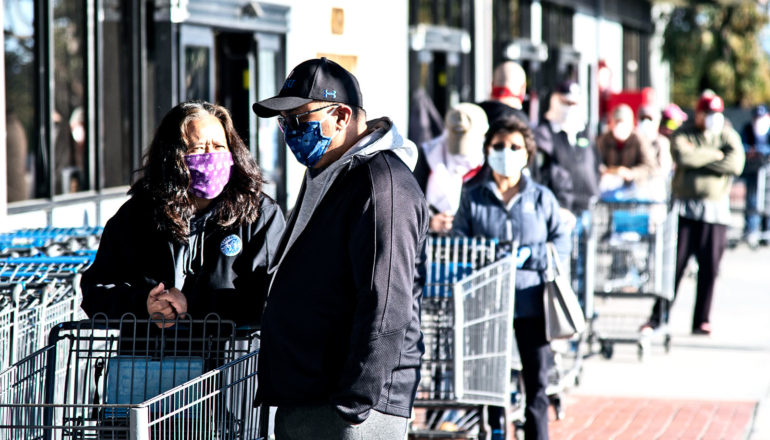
[411,236,516,440]
[587,200,677,361]
[0,313,266,439]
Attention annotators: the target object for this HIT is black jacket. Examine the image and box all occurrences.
[532,122,601,213]
[80,194,285,326]
[256,150,429,424]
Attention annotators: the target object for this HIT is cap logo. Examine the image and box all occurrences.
[283,79,296,89]
[323,89,337,99]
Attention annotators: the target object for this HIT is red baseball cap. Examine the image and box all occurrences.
[696,94,724,113]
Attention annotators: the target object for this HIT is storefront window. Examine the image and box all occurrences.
[185,46,211,101]
[257,36,286,209]
[4,0,36,202]
[101,0,135,188]
[53,0,88,195]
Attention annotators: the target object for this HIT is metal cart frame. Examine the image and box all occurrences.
[587,200,677,361]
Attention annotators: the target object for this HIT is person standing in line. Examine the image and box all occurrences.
[452,116,571,440]
[478,61,530,126]
[740,104,770,247]
[423,103,489,233]
[252,58,429,439]
[596,104,657,187]
[80,101,285,327]
[643,92,745,335]
[636,105,673,178]
[532,80,601,226]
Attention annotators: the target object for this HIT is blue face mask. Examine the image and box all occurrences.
[284,114,337,167]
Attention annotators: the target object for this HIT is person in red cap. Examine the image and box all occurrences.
[643,92,745,335]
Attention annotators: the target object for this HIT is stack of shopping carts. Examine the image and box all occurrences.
[0,226,104,369]
[412,236,517,439]
[587,200,677,360]
[0,256,98,370]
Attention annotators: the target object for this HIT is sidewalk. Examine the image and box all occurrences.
[548,244,770,439]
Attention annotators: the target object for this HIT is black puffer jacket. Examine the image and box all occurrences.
[80,194,285,326]
[256,150,429,424]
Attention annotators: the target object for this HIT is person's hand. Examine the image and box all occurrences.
[515,246,531,269]
[156,287,188,317]
[617,166,634,182]
[429,212,454,234]
[559,208,577,231]
[147,282,176,328]
[715,149,725,161]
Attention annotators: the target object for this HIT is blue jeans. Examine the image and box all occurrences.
[744,172,769,235]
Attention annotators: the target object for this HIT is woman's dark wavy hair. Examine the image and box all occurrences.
[483,116,537,167]
[129,101,264,242]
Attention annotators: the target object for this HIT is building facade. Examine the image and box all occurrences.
[1,0,659,229]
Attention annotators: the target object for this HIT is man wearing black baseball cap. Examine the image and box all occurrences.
[253,57,429,439]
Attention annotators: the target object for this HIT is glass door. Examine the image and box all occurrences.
[179,24,214,102]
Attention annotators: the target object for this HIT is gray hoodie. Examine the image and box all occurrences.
[272,117,418,273]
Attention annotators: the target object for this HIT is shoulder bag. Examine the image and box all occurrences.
[543,242,586,340]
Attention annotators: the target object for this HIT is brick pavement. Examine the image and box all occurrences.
[549,395,756,440]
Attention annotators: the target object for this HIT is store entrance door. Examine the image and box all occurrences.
[216,32,254,146]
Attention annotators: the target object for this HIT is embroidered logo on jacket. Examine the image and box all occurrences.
[220,234,242,257]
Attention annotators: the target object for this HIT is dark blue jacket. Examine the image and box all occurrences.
[256,150,429,424]
[452,174,571,317]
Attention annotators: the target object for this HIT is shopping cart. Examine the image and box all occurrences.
[587,200,677,361]
[411,236,516,440]
[0,256,94,369]
[0,227,102,258]
[0,313,265,439]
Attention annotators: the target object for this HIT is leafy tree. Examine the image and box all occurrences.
[662,2,770,108]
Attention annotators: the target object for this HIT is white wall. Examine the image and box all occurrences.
[270,0,410,208]
[574,12,599,135]
[598,19,624,93]
[650,3,673,108]
[475,0,494,101]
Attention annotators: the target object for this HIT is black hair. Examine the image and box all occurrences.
[483,116,537,167]
[129,100,264,242]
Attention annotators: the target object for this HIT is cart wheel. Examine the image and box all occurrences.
[637,342,647,362]
[664,334,672,353]
[600,342,614,359]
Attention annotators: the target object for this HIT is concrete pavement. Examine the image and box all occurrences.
[549,243,770,439]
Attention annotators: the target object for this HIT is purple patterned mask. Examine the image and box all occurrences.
[184,151,234,199]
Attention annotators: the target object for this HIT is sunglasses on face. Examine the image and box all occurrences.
[491,142,526,151]
[277,104,339,132]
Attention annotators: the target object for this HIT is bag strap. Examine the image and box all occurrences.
[546,242,566,278]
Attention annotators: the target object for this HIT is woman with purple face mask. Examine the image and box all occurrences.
[80,101,285,327]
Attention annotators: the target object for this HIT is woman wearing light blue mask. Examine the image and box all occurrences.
[452,116,571,440]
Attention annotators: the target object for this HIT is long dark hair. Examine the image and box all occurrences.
[129,101,264,242]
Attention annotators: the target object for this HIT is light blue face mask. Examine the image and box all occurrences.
[284,112,337,167]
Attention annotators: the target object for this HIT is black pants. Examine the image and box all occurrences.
[489,317,551,439]
[651,216,727,329]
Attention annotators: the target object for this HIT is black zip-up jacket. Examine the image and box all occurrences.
[532,122,601,213]
[256,150,429,424]
[80,194,285,326]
